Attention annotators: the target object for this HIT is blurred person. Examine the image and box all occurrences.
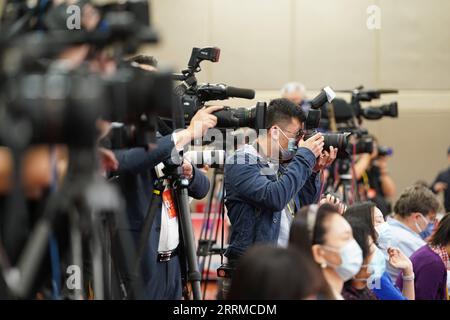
[396,213,450,300]
[280,82,311,113]
[431,147,450,212]
[353,138,396,216]
[227,245,326,300]
[385,185,440,281]
[345,202,415,300]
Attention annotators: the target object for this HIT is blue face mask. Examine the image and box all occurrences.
[419,222,434,239]
[278,128,298,160]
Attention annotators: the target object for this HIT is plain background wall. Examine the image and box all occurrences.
[143,0,450,205]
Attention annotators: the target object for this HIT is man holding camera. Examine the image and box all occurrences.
[108,104,222,299]
[223,98,337,263]
[101,55,223,299]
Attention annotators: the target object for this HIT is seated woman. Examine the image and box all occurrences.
[289,203,363,300]
[341,219,378,300]
[345,202,415,300]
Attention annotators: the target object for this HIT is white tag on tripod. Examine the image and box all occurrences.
[158,186,180,253]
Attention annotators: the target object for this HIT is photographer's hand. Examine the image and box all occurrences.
[174,106,223,149]
[319,193,347,214]
[99,147,118,172]
[182,160,194,180]
[314,146,338,172]
[298,133,324,158]
[433,182,448,193]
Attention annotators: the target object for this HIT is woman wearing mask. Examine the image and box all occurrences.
[306,204,363,299]
[341,219,378,299]
[345,202,415,300]
[396,213,450,300]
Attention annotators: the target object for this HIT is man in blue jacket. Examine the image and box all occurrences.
[224,98,337,263]
[111,105,221,299]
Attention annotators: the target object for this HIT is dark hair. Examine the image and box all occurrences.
[394,185,440,218]
[289,206,314,257]
[128,55,158,67]
[227,245,324,300]
[344,202,378,243]
[266,98,306,129]
[311,203,342,245]
[344,216,372,260]
[430,213,450,247]
[289,205,336,300]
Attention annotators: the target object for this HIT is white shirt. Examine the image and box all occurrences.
[157,133,183,253]
[157,185,180,253]
[277,209,293,247]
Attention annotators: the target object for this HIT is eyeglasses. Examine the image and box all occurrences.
[280,127,304,140]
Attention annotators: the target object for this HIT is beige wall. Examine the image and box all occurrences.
[143,0,450,203]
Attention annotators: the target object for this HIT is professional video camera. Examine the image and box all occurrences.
[0,1,175,300]
[319,86,399,130]
[172,47,267,130]
[0,0,158,58]
[0,0,175,148]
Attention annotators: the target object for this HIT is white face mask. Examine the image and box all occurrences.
[323,239,364,282]
[375,222,392,257]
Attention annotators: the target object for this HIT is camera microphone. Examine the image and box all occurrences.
[225,86,255,100]
[196,84,255,101]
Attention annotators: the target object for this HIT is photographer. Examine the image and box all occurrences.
[223,98,337,264]
[106,56,222,299]
[353,138,396,215]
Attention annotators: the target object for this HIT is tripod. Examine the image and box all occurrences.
[165,160,202,300]
[197,167,226,300]
[0,147,144,299]
[134,156,203,300]
[330,156,360,205]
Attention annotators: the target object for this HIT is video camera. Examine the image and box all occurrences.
[319,86,398,129]
[173,47,267,131]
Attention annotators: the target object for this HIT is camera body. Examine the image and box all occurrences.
[303,89,351,158]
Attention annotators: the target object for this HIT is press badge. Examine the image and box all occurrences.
[162,187,177,219]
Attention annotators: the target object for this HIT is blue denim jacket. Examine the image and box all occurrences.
[224,144,320,258]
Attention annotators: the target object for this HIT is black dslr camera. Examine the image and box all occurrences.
[303,87,351,158]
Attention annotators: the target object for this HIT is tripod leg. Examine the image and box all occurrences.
[69,206,84,300]
[89,209,104,300]
[175,188,202,300]
[202,174,224,300]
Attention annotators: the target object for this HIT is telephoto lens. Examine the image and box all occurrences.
[303,131,351,158]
